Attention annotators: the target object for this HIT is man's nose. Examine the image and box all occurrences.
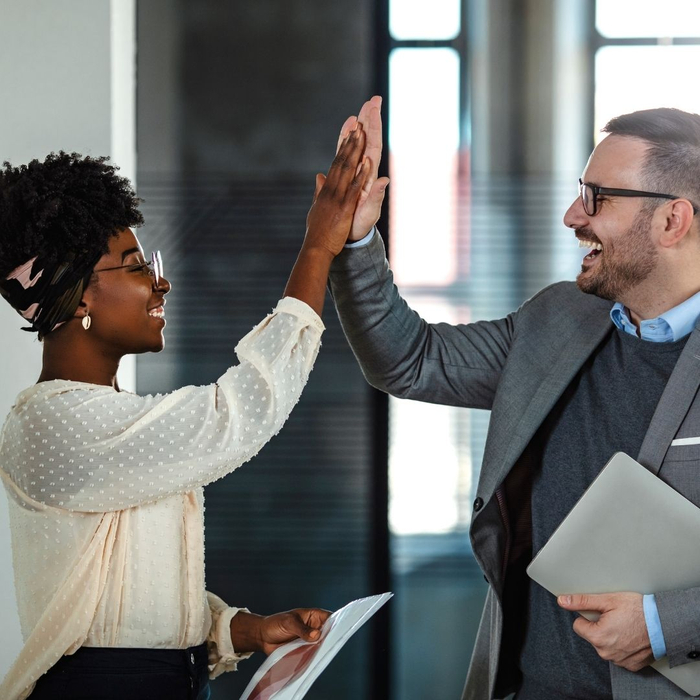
[563,195,588,230]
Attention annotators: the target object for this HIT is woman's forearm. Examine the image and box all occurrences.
[283,244,335,317]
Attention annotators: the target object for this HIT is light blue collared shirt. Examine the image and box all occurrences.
[344,227,376,248]
[348,230,700,659]
[610,290,700,342]
[610,293,700,659]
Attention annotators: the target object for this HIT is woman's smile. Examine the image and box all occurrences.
[148,302,166,323]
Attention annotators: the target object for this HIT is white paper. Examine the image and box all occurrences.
[239,593,393,700]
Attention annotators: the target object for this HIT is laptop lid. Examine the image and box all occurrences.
[527,451,700,694]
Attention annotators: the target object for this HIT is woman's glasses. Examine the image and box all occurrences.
[94,251,163,286]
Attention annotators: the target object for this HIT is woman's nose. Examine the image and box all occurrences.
[156,275,171,294]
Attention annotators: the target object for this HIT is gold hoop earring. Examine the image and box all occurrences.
[82,314,91,331]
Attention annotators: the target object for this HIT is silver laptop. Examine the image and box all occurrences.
[527,451,700,695]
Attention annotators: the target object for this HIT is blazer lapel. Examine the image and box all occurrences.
[479,303,613,501]
[637,328,700,475]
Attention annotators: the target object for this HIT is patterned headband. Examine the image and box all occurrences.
[0,250,101,337]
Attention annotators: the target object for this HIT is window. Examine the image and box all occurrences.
[387,6,483,699]
[594,2,700,137]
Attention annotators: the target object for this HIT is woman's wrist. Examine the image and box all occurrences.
[229,610,265,653]
[283,244,337,317]
[297,242,336,266]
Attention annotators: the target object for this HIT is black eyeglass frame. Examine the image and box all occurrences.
[578,179,699,217]
[93,250,163,286]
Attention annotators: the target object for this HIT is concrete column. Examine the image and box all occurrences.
[0,0,136,678]
[469,0,591,177]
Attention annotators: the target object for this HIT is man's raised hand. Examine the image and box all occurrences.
[334,96,389,242]
[305,123,371,258]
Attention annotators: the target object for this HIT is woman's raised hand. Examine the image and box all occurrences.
[283,123,370,316]
[303,123,371,259]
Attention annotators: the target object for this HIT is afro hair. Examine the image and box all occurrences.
[0,151,144,278]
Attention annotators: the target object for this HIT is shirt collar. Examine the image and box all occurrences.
[610,289,700,342]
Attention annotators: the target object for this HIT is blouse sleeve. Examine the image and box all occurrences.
[3,297,324,512]
[206,591,254,678]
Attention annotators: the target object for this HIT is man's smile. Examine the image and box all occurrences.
[578,238,603,265]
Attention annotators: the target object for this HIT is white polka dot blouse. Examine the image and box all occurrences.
[0,297,324,700]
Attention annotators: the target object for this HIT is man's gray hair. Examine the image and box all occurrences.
[603,108,700,215]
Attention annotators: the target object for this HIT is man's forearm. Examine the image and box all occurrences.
[329,229,426,397]
[329,230,510,409]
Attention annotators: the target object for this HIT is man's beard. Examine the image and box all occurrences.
[576,207,657,301]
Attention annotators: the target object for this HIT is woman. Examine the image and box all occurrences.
[0,124,372,699]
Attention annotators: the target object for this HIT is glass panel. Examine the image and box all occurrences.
[389,302,473,536]
[389,47,460,286]
[390,0,461,40]
[388,42,483,700]
[597,0,700,38]
[595,46,700,141]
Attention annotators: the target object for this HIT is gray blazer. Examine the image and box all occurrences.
[329,232,700,700]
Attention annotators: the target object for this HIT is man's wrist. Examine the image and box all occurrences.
[643,594,667,659]
[345,227,376,248]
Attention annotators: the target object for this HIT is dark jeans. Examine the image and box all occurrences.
[30,643,211,700]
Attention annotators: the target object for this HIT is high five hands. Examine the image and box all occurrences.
[285,121,371,315]
[558,592,655,672]
[302,95,388,260]
[284,96,388,316]
[327,95,390,243]
[304,123,371,259]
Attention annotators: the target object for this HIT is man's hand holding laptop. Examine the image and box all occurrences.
[558,592,654,672]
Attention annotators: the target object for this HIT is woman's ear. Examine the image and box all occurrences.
[73,299,89,320]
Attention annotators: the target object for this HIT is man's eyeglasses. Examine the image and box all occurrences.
[94,251,163,286]
[578,179,699,217]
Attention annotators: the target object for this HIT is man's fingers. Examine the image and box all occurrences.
[357,99,371,126]
[368,176,389,203]
[347,157,372,202]
[572,615,597,642]
[358,95,382,131]
[561,592,654,672]
[333,97,382,194]
[336,116,358,154]
[358,96,383,182]
[354,173,386,209]
[558,593,610,613]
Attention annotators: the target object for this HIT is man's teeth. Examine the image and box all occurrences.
[578,240,603,251]
[148,307,164,317]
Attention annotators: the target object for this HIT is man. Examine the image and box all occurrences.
[330,99,700,698]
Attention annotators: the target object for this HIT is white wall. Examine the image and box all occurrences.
[0,0,136,678]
